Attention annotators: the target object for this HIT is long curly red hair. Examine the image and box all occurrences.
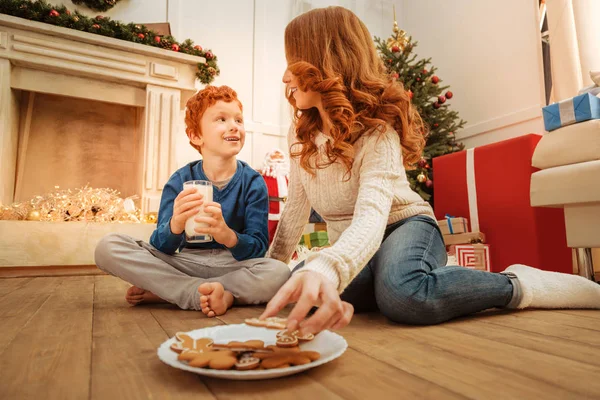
[284,7,426,175]
[184,85,242,153]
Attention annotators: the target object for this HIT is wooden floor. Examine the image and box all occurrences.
[1,275,599,400]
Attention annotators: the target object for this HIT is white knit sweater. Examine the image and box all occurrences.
[267,125,436,292]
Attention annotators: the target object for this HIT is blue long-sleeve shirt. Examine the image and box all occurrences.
[150,160,269,261]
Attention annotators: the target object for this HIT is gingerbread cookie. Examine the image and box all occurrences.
[235,353,261,371]
[255,350,321,369]
[213,340,268,352]
[170,333,213,354]
[275,332,299,348]
[245,317,288,330]
[187,349,238,370]
[276,330,315,342]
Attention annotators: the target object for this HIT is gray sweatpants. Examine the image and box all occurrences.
[94,233,291,310]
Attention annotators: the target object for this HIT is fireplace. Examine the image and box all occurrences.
[0,14,205,268]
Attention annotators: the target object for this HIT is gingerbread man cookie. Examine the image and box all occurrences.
[187,349,238,370]
[213,340,268,352]
[170,333,213,354]
[254,348,321,369]
[275,331,299,348]
[276,330,315,342]
[245,317,288,330]
[235,353,261,370]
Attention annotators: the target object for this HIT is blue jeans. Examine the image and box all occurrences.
[296,215,514,325]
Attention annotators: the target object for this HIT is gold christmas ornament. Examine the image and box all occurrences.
[417,173,427,183]
[26,210,41,221]
[144,212,158,224]
[386,6,409,51]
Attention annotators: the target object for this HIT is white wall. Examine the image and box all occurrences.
[398,0,546,148]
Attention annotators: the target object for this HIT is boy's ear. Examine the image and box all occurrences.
[190,133,203,147]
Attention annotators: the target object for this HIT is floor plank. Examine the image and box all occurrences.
[150,304,225,336]
[447,316,600,367]
[90,276,216,400]
[553,309,600,320]
[304,348,466,400]
[0,276,94,400]
[0,277,62,354]
[344,313,592,399]
[476,310,600,347]
[0,277,32,298]
[511,309,600,332]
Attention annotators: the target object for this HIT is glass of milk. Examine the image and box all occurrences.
[183,180,213,243]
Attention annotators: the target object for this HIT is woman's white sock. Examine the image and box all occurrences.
[503,264,600,309]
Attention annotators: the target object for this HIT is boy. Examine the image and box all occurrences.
[95,85,290,317]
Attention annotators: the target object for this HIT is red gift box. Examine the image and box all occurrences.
[433,134,571,274]
[450,244,491,272]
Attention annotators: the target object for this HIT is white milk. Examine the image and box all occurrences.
[183,180,213,243]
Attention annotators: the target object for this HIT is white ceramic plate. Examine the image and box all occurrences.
[157,324,348,380]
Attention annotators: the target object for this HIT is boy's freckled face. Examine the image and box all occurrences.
[192,100,245,158]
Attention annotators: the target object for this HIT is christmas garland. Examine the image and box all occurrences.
[0,0,219,84]
[71,0,120,12]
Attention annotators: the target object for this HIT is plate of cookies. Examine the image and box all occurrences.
[157,317,348,380]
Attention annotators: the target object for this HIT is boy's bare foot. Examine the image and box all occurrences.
[198,282,234,317]
[125,286,166,306]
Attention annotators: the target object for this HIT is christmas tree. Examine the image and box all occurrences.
[375,19,466,205]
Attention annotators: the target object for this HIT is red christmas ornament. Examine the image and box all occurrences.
[433,123,439,128]
[154,36,161,43]
[391,45,400,53]
[422,69,428,75]
[65,10,71,15]
[438,95,446,104]
[433,102,441,109]
[171,44,180,52]
[92,24,101,29]
[205,51,214,60]
[445,91,453,99]
[387,59,393,64]
[431,75,440,84]
[407,90,413,99]
[49,10,60,17]
[425,179,433,188]
[392,73,399,79]
[449,131,454,136]
[418,158,427,168]
[416,77,421,82]
[96,15,104,20]
[137,33,145,39]
[194,45,203,51]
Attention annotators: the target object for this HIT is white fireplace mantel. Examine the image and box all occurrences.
[0,13,205,212]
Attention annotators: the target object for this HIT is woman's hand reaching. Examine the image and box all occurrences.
[259,270,354,334]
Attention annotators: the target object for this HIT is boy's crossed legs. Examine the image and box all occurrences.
[95,233,290,316]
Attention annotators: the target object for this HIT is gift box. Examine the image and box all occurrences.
[438,216,468,235]
[542,93,600,131]
[443,231,486,246]
[449,244,491,271]
[303,222,327,234]
[299,231,329,249]
[433,134,571,274]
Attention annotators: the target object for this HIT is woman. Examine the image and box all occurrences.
[262,6,600,334]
